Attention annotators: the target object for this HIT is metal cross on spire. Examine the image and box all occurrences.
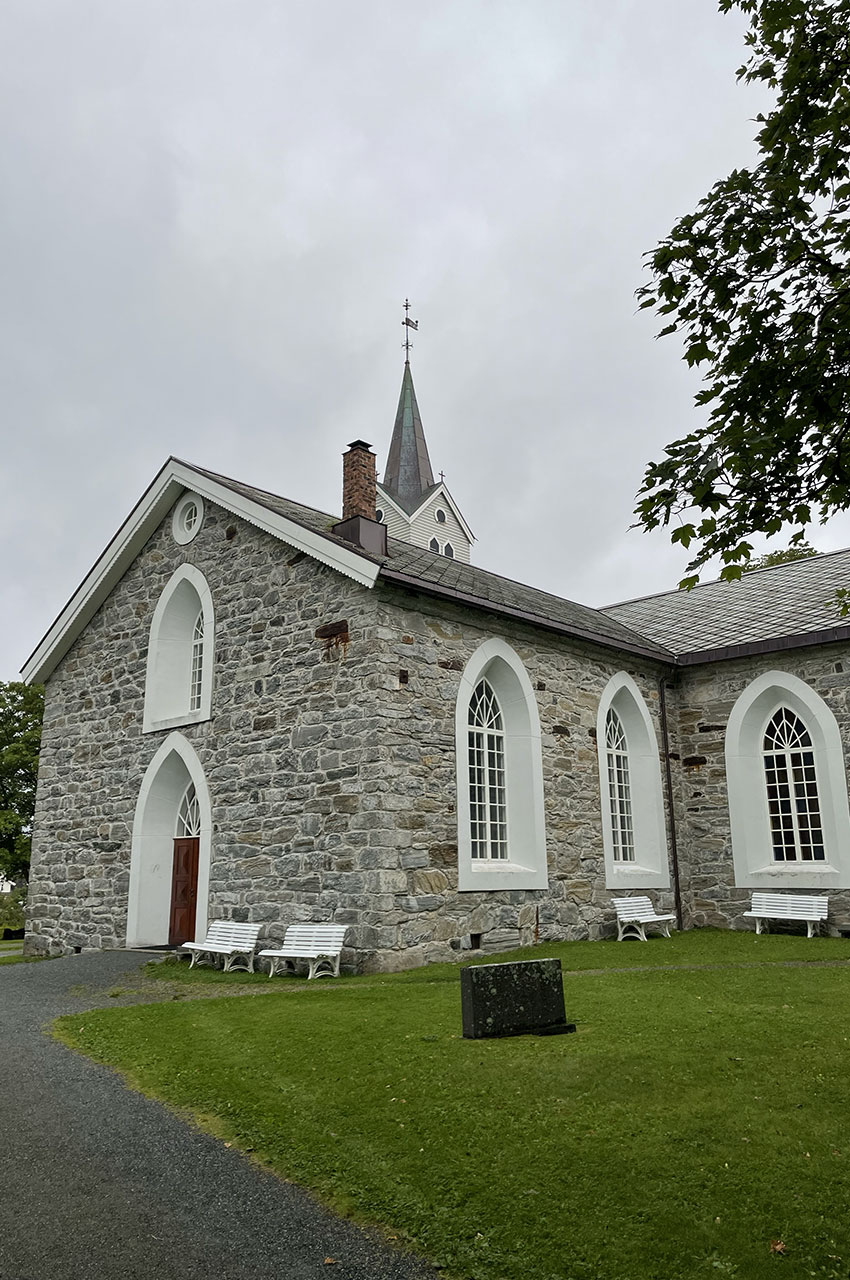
[401,297,418,361]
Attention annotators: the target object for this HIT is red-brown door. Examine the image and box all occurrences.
[169,837,200,946]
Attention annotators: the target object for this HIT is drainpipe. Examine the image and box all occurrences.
[659,678,684,932]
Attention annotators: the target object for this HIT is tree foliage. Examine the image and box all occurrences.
[0,682,44,882]
[0,887,26,936]
[741,540,819,570]
[636,0,850,586]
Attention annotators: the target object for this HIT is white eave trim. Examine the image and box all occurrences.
[22,459,379,685]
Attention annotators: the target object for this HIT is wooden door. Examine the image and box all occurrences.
[169,837,200,946]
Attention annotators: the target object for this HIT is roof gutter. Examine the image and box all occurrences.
[674,623,850,667]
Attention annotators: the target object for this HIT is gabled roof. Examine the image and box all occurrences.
[196,468,666,660]
[376,477,476,543]
[382,361,435,505]
[22,459,670,683]
[603,550,850,663]
[21,459,381,684]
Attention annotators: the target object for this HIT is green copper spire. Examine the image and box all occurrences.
[382,360,435,505]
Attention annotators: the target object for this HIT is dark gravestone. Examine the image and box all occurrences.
[460,958,576,1039]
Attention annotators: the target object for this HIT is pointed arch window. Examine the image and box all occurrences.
[763,708,825,862]
[456,640,548,891]
[429,537,440,552]
[725,671,850,887]
[605,708,635,863]
[597,673,669,890]
[190,610,204,712]
[468,680,508,860]
[444,542,454,559]
[176,782,202,838]
[143,564,214,732]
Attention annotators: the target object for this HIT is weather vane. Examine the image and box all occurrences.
[402,297,418,360]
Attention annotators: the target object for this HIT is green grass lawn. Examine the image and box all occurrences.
[57,932,850,1280]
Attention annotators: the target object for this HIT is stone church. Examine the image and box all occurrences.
[22,358,850,966]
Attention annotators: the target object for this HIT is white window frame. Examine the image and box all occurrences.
[762,708,825,863]
[468,679,509,862]
[176,781,202,838]
[597,672,669,890]
[143,564,214,733]
[726,671,850,887]
[172,492,205,545]
[456,638,548,891]
[605,708,635,864]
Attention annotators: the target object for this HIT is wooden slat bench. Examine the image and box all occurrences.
[182,921,262,972]
[613,896,676,942]
[743,892,829,938]
[259,924,349,980]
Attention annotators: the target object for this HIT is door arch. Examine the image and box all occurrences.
[127,733,212,947]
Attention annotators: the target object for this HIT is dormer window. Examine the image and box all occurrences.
[435,508,446,524]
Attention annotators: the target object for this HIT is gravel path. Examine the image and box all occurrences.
[0,951,438,1280]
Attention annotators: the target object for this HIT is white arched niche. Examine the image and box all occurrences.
[597,672,670,890]
[456,638,548,891]
[143,563,214,732]
[126,732,212,947]
[726,670,850,887]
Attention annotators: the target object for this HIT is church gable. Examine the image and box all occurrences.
[408,487,471,562]
[28,498,386,954]
[22,457,379,686]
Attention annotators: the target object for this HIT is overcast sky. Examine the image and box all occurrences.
[5,1,844,681]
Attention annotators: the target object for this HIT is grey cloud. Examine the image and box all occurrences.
[4,1,784,677]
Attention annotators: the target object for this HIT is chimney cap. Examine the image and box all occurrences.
[346,439,373,452]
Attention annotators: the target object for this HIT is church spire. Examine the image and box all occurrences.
[382,304,435,504]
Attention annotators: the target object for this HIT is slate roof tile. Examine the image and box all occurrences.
[193,464,671,661]
[603,550,850,657]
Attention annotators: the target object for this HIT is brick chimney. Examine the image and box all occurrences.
[341,440,377,520]
[332,440,387,556]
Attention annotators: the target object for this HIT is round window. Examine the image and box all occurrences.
[435,508,447,524]
[172,493,205,545]
[376,509,384,523]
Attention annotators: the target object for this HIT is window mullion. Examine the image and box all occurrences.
[786,746,805,861]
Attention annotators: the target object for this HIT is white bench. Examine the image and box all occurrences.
[613,896,676,942]
[182,921,262,972]
[743,892,829,938]
[259,924,349,980]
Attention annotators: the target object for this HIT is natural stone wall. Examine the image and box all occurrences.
[27,500,387,959]
[672,645,850,934]
[353,582,675,968]
[26,492,674,967]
